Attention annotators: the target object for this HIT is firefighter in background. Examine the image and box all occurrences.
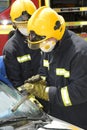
[21,6,87,129]
[8,23,17,39]
[2,0,41,88]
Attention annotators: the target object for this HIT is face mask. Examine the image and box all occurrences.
[18,27,29,36]
[40,38,57,52]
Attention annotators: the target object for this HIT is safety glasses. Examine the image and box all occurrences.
[27,31,57,51]
[14,11,31,24]
[27,31,46,50]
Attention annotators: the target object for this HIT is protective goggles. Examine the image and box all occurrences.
[14,11,31,24]
[27,31,46,50]
[15,22,28,28]
[27,31,57,52]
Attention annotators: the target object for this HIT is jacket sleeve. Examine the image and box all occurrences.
[49,52,87,107]
[3,48,24,88]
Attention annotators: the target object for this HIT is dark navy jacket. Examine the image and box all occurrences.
[39,29,87,129]
[3,29,41,88]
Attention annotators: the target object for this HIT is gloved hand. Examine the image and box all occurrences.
[24,74,42,83]
[19,75,49,101]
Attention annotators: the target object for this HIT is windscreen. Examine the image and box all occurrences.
[0,81,43,119]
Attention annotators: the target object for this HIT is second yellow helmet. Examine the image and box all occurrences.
[10,0,36,22]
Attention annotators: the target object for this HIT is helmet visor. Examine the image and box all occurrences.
[27,31,46,50]
[28,42,40,50]
[14,11,31,23]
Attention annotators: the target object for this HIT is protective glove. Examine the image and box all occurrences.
[24,74,42,83]
[19,75,49,101]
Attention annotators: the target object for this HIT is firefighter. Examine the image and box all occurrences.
[2,0,41,88]
[21,6,87,129]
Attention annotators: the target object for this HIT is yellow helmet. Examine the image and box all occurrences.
[27,6,66,44]
[10,0,36,23]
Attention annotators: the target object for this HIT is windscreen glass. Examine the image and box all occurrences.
[0,81,42,119]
